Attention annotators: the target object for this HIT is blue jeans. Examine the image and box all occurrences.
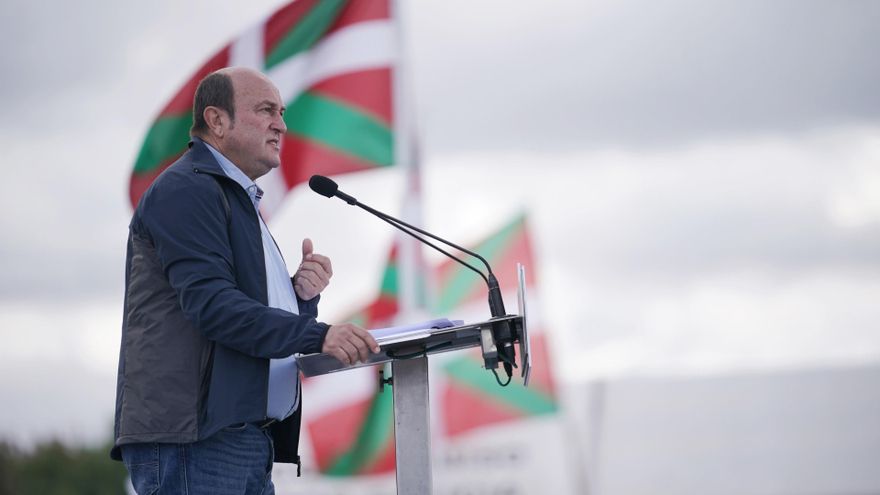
[121,423,275,495]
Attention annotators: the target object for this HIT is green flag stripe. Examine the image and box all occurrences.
[380,263,398,297]
[433,219,523,313]
[433,268,477,315]
[326,390,394,475]
[285,91,393,166]
[265,0,348,70]
[444,357,557,415]
[133,114,193,174]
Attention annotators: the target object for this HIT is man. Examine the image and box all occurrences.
[112,67,379,494]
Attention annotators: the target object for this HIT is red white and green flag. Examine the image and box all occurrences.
[129,0,396,216]
[434,215,558,437]
[301,214,560,477]
[340,244,401,329]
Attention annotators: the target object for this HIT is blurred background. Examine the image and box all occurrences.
[1,0,879,493]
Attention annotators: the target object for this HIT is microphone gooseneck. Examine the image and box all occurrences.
[361,203,490,287]
[309,175,490,285]
[308,175,517,382]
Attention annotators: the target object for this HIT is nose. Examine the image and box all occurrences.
[273,111,287,134]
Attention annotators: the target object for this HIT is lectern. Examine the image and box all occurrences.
[297,264,532,494]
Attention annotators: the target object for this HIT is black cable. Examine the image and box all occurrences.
[498,350,518,369]
[492,368,512,387]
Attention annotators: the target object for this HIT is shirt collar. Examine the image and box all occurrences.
[203,142,263,208]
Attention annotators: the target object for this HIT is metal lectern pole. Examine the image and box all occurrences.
[391,356,432,494]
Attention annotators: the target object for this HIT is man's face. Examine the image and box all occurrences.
[223,72,287,180]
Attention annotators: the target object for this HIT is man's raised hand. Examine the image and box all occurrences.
[293,238,332,300]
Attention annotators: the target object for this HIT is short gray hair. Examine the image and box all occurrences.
[190,71,235,136]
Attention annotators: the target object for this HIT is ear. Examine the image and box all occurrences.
[203,106,229,138]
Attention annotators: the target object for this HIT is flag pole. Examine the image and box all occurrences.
[390,1,434,494]
[393,0,423,322]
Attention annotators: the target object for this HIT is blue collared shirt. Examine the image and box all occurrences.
[204,143,300,420]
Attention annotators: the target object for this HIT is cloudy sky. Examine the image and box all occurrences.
[1,0,879,447]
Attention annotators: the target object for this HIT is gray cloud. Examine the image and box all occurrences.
[424,126,880,288]
[4,0,877,146]
[413,0,880,153]
[0,0,282,134]
[0,1,161,126]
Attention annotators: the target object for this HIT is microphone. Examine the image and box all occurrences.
[308,175,517,381]
[309,174,357,205]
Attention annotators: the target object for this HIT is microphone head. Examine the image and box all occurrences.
[309,175,338,198]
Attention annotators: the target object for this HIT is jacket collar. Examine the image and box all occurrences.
[188,137,226,177]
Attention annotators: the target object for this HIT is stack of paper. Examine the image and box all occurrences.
[369,318,464,346]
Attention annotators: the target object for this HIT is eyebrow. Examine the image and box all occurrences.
[255,100,285,113]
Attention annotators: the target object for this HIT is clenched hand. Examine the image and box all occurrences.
[293,238,332,301]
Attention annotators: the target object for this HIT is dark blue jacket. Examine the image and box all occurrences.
[112,139,329,464]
